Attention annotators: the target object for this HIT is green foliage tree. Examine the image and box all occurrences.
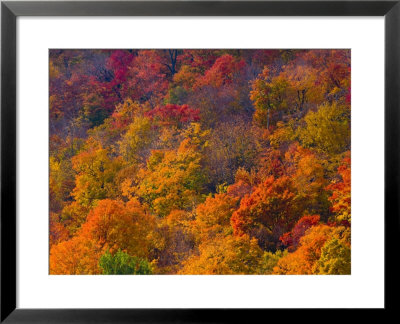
[99,249,153,275]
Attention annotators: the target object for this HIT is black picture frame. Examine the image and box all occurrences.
[1,0,399,322]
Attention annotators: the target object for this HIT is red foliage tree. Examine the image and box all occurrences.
[146,104,200,128]
[194,54,246,89]
[280,215,320,252]
[126,50,169,106]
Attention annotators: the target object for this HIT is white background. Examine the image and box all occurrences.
[17,17,384,308]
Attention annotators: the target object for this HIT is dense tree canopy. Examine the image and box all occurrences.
[50,49,351,275]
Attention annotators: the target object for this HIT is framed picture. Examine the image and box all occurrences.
[1,0,398,321]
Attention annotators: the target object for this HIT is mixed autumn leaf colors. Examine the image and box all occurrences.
[49,49,351,275]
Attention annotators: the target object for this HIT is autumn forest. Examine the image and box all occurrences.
[49,49,351,275]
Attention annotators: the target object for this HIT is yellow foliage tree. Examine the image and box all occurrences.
[71,139,124,207]
[313,236,351,274]
[59,201,90,236]
[118,115,155,164]
[297,102,350,155]
[179,234,263,274]
[134,123,208,217]
[49,156,75,213]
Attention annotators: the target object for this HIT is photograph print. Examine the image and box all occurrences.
[49,49,351,275]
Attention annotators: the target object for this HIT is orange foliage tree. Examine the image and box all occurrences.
[280,215,321,252]
[274,224,350,274]
[50,199,156,274]
[327,154,351,223]
[194,193,238,241]
[231,175,301,250]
